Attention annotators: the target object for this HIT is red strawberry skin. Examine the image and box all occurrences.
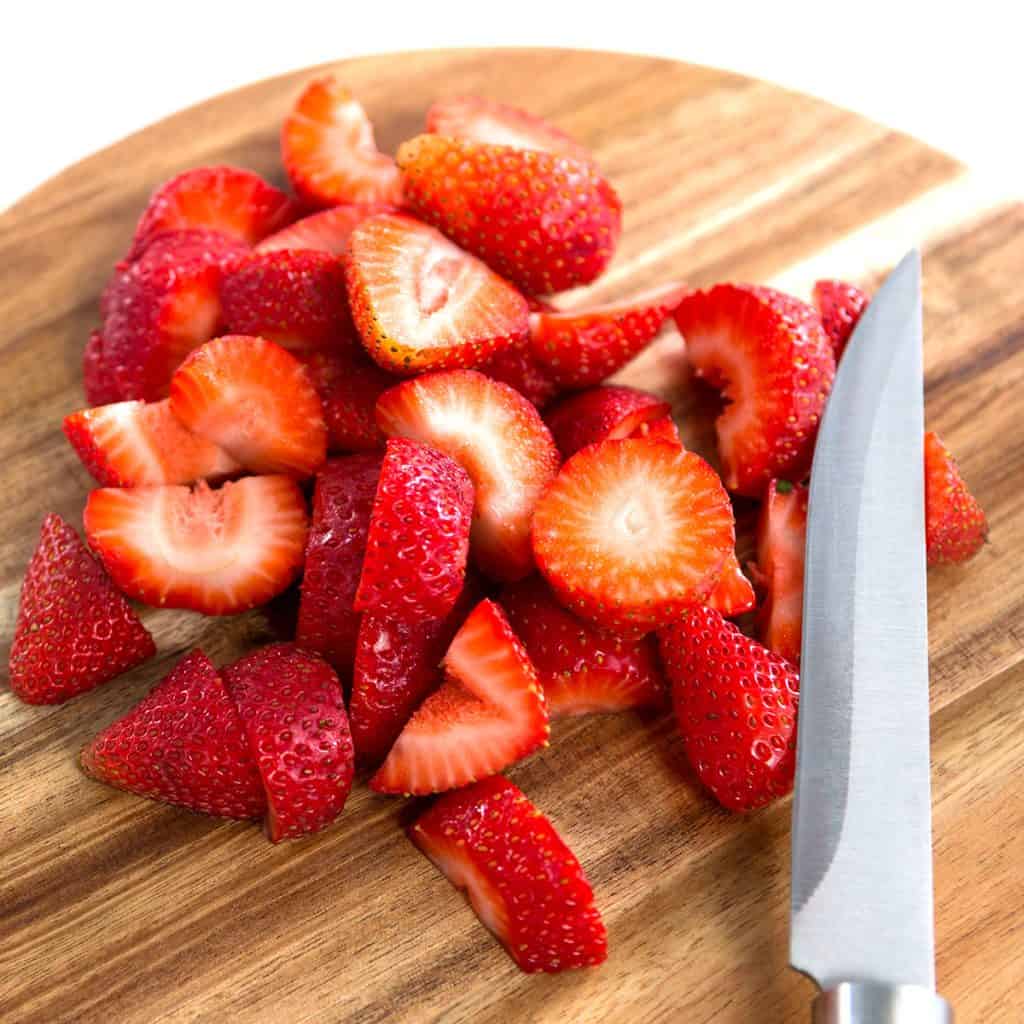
[812,279,869,361]
[924,431,988,565]
[658,606,799,812]
[410,775,607,973]
[256,202,398,255]
[544,385,670,460]
[481,343,560,408]
[223,643,354,842]
[81,649,266,819]
[10,514,155,704]
[83,331,124,406]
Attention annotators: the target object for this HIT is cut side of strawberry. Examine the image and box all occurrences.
[706,551,757,618]
[924,431,988,565]
[480,342,560,408]
[169,335,327,477]
[346,213,529,375]
[84,476,308,615]
[256,202,398,255]
[281,76,403,207]
[63,399,240,487]
[409,775,607,973]
[375,370,560,580]
[544,385,671,459]
[83,330,124,406]
[532,437,735,633]
[812,279,869,361]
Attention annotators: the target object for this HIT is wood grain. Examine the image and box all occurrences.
[1,49,1021,1023]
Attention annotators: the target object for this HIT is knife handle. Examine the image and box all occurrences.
[813,983,952,1023]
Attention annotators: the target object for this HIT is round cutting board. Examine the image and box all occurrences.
[1,49,1022,1024]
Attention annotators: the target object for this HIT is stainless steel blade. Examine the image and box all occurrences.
[790,250,935,992]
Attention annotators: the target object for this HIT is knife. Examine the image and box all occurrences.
[790,250,953,1023]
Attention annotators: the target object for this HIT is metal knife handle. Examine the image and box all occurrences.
[813,983,952,1023]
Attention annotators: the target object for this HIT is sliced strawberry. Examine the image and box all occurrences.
[346,213,529,375]
[9,514,155,705]
[410,775,607,973]
[397,135,622,294]
[63,399,240,487]
[658,606,799,812]
[706,552,756,618]
[544,385,670,459]
[480,342,559,408]
[636,415,681,444]
[83,476,308,615]
[674,285,835,497]
[169,335,327,477]
[501,576,667,717]
[256,202,397,255]
[371,599,548,794]
[81,649,266,819]
[812,279,869,361]
[295,454,382,670]
[223,643,353,842]
[924,431,988,565]
[281,76,402,208]
[83,330,124,406]
[376,370,560,580]
[532,437,734,633]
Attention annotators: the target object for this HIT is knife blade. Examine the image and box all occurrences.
[789,251,953,1022]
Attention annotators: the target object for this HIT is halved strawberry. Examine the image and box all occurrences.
[63,399,240,487]
[281,76,402,207]
[224,643,353,842]
[354,438,474,620]
[706,552,757,618]
[480,343,559,408]
[169,335,327,477]
[501,576,667,717]
[346,213,529,375]
[256,202,397,255]
[397,135,622,294]
[544,385,670,459]
[83,330,124,406]
[812,279,869,361]
[81,649,266,819]
[674,285,836,497]
[370,599,548,794]
[532,437,735,633]
[376,370,560,580]
[84,476,308,615]
[410,775,607,973]
[9,514,155,705]
[924,431,988,565]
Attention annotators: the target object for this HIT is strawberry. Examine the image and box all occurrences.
[636,415,682,444]
[706,552,757,618]
[169,335,327,477]
[63,399,240,487]
[532,438,735,633]
[544,385,670,459]
[256,202,397,255]
[295,454,381,670]
[530,282,688,388]
[281,76,402,208]
[83,476,308,615]
[501,576,667,717]
[80,649,266,819]
[409,775,607,973]
[370,599,548,794]
[924,431,988,565]
[812,279,869,361]
[674,284,836,497]
[425,96,592,163]
[128,166,296,260]
[480,343,559,408]
[83,330,124,406]
[345,213,529,374]
[9,514,155,704]
[658,605,799,812]
[354,438,474,620]
[223,643,354,842]
[397,135,622,294]
[375,370,560,580]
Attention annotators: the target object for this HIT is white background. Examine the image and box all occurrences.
[2,1,1019,211]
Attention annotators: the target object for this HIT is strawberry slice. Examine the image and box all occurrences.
[83,330,124,406]
[256,202,397,255]
[674,284,836,497]
[924,431,988,565]
[83,476,308,615]
[295,454,382,670]
[636,415,681,444]
[658,606,799,812]
[532,437,735,633]
[397,135,622,294]
[370,599,548,794]
[812,279,869,361]
[224,643,354,842]
[530,282,688,388]
[63,399,240,487]
[346,213,529,374]
[706,552,756,618]
[81,649,266,819]
[544,385,670,459]
[9,514,155,704]
[501,576,667,717]
[129,166,297,260]
[281,76,403,207]
[410,775,607,973]
[375,370,560,580]
[426,96,592,162]
[169,335,327,477]
[480,343,559,408]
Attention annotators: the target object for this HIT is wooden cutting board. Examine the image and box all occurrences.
[1,49,1022,1024]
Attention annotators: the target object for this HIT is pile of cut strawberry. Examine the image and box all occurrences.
[7,81,988,974]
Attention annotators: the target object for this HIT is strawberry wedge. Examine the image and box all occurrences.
[544,385,671,459]
[256,202,398,255]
